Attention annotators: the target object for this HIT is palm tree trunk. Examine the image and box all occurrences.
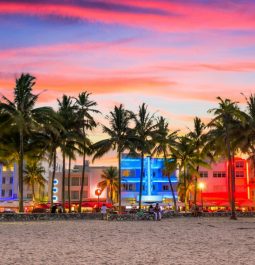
[226,130,236,220]
[194,166,199,205]
[139,151,144,210]
[18,129,24,212]
[184,163,188,211]
[78,148,86,213]
[230,153,236,220]
[50,150,57,208]
[163,155,177,212]
[32,183,35,203]
[168,175,177,211]
[62,150,66,213]
[110,184,113,204]
[79,126,86,213]
[68,156,71,213]
[118,151,122,213]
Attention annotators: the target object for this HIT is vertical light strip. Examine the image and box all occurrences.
[147,156,151,196]
[246,161,250,199]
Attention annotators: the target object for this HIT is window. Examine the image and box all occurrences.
[199,171,208,178]
[27,193,32,199]
[82,191,88,198]
[9,190,12,197]
[2,177,5,184]
[122,184,135,191]
[71,191,79,200]
[213,171,226,178]
[10,177,13,184]
[236,171,244,178]
[152,184,156,191]
[236,161,244,168]
[163,185,169,191]
[1,189,5,197]
[129,184,136,191]
[71,177,80,186]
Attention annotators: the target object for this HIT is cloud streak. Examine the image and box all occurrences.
[1,1,255,32]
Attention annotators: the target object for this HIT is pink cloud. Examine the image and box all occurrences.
[1,1,255,32]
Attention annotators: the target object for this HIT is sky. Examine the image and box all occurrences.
[0,0,255,165]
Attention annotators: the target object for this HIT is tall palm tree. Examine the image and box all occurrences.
[98,166,118,203]
[75,92,100,213]
[172,135,197,210]
[92,104,133,212]
[152,116,178,211]
[188,117,208,206]
[24,160,46,202]
[163,159,178,211]
[57,95,78,212]
[133,103,158,210]
[0,73,54,212]
[208,97,244,220]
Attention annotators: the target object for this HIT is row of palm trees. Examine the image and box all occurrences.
[0,74,254,220]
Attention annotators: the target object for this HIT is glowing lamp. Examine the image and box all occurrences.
[198,182,205,190]
[95,188,102,196]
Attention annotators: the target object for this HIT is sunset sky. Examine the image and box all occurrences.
[1,0,255,164]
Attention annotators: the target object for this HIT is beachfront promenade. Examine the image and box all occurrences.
[0,218,254,265]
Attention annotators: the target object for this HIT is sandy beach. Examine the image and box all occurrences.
[0,218,254,265]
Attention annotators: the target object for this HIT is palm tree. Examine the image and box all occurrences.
[92,104,133,212]
[98,166,118,203]
[152,116,178,211]
[208,97,244,220]
[239,94,255,177]
[172,135,197,210]
[75,92,100,213]
[24,160,46,202]
[188,117,208,206]
[0,73,54,212]
[133,103,158,210]
[163,159,178,211]
[57,95,78,212]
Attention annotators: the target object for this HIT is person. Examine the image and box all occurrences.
[154,203,162,221]
[101,204,107,220]
[58,206,63,213]
[51,204,57,214]
[148,205,154,215]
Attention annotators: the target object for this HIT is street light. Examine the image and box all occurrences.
[95,188,102,211]
[198,182,205,210]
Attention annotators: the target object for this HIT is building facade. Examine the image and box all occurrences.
[0,163,48,202]
[49,162,109,203]
[197,157,254,207]
[121,155,178,204]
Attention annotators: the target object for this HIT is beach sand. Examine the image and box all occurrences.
[0,217,255,265]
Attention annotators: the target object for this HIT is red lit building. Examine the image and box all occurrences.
[197,157,255,208]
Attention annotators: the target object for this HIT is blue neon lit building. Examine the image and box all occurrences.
[0,164,18,201]
[121,155,178,203]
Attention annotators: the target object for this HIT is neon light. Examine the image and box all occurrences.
[53,179,58,185]
[246,161,250,199]
[147,156,151,196]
